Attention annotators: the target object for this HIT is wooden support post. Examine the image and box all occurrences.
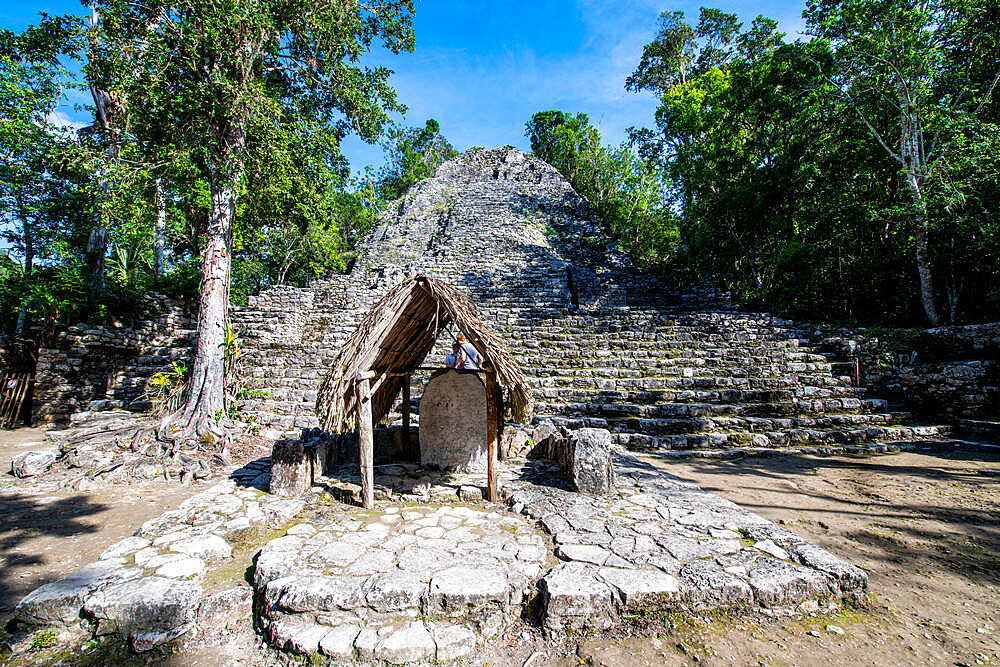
[357,373,375,510]
[485,374,499,503]
[401,375,410,433]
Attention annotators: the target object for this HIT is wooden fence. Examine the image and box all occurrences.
[0,372,33,429]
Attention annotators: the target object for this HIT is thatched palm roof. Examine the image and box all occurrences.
[316,275,533,433]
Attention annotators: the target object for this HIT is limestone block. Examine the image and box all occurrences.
[363,571,426,612]
[791,543,868,594]
[501,428,531,460]
[83,576,202,637]
[318,624,359,658]
[273,576,363,612]
[155,558,205,579]
[678,559,753,610]
[99,537,151,561]
[596,567,680,608]
[540,562,615,632]
[419,371,488,473]
[269,619,329,655]
[197,584,253,631]
[432,624,477,661]
[428,565,508,612]
[550,428,615,495]
[11,450,57,478]
[746,556,832,607]
[14,561,142,625]
[270,439,309,497]
[374,621,436,665]
[170,535,232,562]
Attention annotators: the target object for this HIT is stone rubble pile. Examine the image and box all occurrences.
[33,295,196,424]
[221,147,948,451]
[31,147,950,454]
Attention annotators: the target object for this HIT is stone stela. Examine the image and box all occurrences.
[419,370,488,473]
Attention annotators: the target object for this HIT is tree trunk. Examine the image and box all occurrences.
[87,214,107,295]
[159,124,245,443]
[14,197,32,334]
[907,178,941,326]
[154,177,166,281]
[898,82,941,326]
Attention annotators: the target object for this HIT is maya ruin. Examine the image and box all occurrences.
[2,1,999,665]
[3,147,997,666]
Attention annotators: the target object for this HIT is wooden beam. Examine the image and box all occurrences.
[485,374,499,503]
[363,373,388,401]
[357,375,375,510]
[372,367,488,377]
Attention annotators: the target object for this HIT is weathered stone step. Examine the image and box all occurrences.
[614,424,951,452]
[639,439,943,460]
[507,338,810,353]
[535,397,889,420]
[542,410,908,437]
[529,374,854,391]
[520,362,836,379]
[510,351,831,368]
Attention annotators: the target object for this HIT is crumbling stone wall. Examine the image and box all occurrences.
[32,296,194,424]
[827,323,1000,421]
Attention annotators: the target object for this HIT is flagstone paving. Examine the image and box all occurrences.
[11,451,867,664]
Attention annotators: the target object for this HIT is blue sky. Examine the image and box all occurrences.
[2,0,809,174]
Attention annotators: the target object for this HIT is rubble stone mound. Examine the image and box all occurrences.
[222,146,946,451]
[37,147,948,453]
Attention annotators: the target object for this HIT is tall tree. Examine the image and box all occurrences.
[526,111,677,267]
[805,0,1000,325]
[92,0,415,441]
[0,17,80,331]
[376,119,457,201]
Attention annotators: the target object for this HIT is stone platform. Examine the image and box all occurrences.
[298,452,867,641]
[256,503,548,662]
[505,453,867,631]
[12,450,867,664]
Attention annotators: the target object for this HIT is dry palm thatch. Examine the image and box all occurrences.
[316,275,533,433]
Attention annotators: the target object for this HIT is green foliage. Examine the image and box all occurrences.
[0,0,417,350]
[624,4,1000,325]
[30,628,58,651]
[525,111,681,269]
[376,119,458,202]
[143,360,187,416]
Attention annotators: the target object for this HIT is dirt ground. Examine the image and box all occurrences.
[0,428,219,629]
[528,440,1000,667]
[4,429,1000,667]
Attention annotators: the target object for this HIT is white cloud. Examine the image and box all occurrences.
[340,0,810,174]
[46,109,87,132]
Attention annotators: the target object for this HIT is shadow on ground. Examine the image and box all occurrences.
[656,440,1000,585]
[0,492,110,616]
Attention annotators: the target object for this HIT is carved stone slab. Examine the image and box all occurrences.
[419,371,487,472]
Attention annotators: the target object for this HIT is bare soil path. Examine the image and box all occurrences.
[5,430,999,667]
[531,441,1000,667]
[0,428,215,629]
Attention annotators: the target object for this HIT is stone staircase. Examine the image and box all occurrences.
[215,147,948,452]
[228,295,948,453]
[42,147,943,453]
[496,310,946,455]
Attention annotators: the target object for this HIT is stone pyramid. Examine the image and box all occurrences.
[225,146,947,453]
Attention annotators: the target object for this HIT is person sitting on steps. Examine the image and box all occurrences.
[456,334,483,371]
[445,342,462,369]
